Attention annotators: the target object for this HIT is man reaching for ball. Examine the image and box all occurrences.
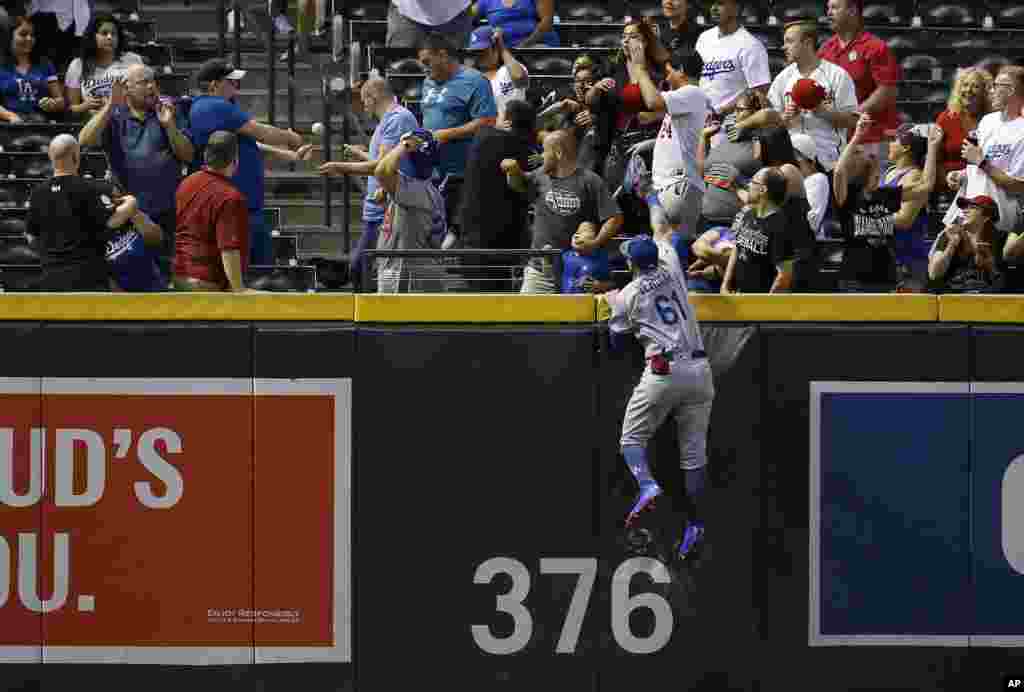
[319,78,418,290]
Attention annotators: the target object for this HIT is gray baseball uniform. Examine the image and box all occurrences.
[608,239,715,470]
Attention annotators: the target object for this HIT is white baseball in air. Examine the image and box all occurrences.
[312,122,324,136]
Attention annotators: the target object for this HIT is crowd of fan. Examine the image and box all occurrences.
[352,0,1024,295]
[7,0,1024,294]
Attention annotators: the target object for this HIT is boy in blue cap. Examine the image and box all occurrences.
[373,129,450,292]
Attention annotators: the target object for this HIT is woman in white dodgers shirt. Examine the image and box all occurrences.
[626,38,708,240]
[696,0,770,140]
[65,13,143,117]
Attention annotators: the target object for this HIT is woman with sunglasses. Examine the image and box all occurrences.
[66,13,143,118]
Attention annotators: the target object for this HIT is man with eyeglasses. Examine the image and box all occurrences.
[79,64,194,287]
[189,58,308,267]
[948,65,1024,240]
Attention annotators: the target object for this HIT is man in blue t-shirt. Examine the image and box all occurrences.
[189,58,307,266]
[79,64,194,284]
[319,78,418,290]
[416,33,497,238]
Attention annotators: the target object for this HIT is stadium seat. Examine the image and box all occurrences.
[885,33,922,53]
[584,32,622,48]
[387,58,423,75]
[902,54,942,78]
[0,237,37,265]
[863,0,918,25]
[770,0,818,22]
[7,134,51,153]
[989,1,1024,27]
[529,55,573,75]
[0,185,24,209]
[349,1,387,20]
[562,1,622,22]
[0,217,25,237]
[919,1,980,26]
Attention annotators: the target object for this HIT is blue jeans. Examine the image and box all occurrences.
[351,219,381,291]
[249,209,271,266]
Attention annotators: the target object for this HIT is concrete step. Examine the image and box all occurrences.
[235,88,324,122]
[269,200,362,229]
[176,59,325,91]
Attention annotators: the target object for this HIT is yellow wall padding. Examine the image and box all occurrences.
[0,292,355,321]
[354,294,596,323]
[938,295,1024,323]
[687,294,940,322]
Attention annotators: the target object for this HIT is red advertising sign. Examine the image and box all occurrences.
[0,378,350,664]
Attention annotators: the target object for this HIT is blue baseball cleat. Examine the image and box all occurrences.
[624,483,662,528]
[675,521,705,561]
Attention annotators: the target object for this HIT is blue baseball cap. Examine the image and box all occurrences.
[468,26,496,51]
[620,235,659,271]
[404,128,439,180]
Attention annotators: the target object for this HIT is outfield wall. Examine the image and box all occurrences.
[0,294,1020,691]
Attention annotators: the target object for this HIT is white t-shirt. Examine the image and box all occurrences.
[804,171,830,238]
[768,60,858,171]
[65,53,144,102]
[489,64,528,121]
[393,0,470,26]
[947,111,1024,231]
[652,84,709,192]
[696,26,770,112]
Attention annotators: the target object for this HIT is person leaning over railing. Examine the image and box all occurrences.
[0,14,64,123]
[720,167,798,294]
[469,0,557,48]
[928,194,1005,293]
[189,58,309,267]
[319,78,418,292]
[832,117,941,292]
[372,129,449,294]
[501,128,623,293]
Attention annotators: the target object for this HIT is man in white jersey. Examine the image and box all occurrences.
[950,65,1024,235]
[696,0,770,146]
[736,21,859,172]
[599,235,715,561]
[468,26,529,124]
[626,40,709,242]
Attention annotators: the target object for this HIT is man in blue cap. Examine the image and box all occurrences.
[467,26,529,125]
[600,233,715,562]
[373,128,450,292]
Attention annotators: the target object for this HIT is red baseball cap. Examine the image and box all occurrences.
[957,194,999,221]
[791,78,826,110]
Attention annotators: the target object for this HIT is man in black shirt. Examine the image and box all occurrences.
[657,0,702,59]
[721,167,797,293]
[28,134,138,290]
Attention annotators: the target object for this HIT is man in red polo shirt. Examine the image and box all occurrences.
[820,0,900,172]
[174,130,250,292]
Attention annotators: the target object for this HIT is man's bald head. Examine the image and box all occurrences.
[360,78,394,116]
[541,128,578,174]
[547,129,577,157]
[49,134,78,163]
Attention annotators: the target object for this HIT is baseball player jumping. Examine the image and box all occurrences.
[600,234,715,561]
